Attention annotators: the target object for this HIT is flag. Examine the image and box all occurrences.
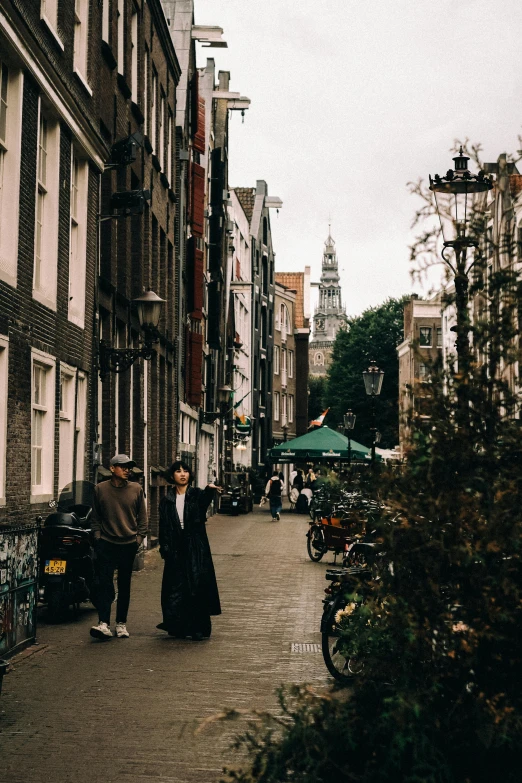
[309,408,330,428]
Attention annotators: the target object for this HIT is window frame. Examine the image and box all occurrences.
[131,4,138,101]
[117,0,125,75]
[102,0,110,43]
[75,371,87,480]
[419,326,432,347]
[0,62,23,289]
[274,391,280,421]
[73,0,90,91]
[68,148,88,327]
[274,344,280,375]
[59,363,76,490]
[33,102,59,310]
[31,349,56,503]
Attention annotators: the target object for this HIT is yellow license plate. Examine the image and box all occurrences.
[45,559,67,574]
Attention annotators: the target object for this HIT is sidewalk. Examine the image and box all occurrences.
[0,504,338,783]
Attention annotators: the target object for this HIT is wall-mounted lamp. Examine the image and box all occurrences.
[99,290,165,381]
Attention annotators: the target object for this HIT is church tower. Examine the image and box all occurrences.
[309,230,348,377]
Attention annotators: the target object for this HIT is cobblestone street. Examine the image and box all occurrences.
[0,506,336,783]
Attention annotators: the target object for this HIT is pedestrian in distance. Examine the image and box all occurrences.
[265,470,285,521]
[90,454,148,640]
[305,467,316,489]
[292,469,304,492]
[156,461,222,641]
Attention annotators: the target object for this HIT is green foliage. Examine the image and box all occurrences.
[219,152,522,781]
[307,376,328,423]
[326,296,408,448]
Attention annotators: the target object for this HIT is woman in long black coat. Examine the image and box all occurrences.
[156,461,222,640]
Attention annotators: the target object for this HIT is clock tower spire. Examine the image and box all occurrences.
[309,229,348,376]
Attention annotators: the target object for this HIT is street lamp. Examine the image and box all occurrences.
[343,409,356,465]
[99,290,165,380]
[362,362,384,467]
[282,423,289,442]
[429,148,493,425]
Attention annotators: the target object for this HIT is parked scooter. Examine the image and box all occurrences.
[38,481,96,621]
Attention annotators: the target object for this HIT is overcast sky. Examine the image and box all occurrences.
[195,0,522,318]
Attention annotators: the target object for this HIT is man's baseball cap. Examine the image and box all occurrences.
[110,454,136,467]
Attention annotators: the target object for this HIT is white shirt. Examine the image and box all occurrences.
[265,477,285,495]
[176,493,186,529]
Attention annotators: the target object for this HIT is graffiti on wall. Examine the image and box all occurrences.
[0,526,39,655]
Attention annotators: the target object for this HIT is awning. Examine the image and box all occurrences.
[269,426,379,463]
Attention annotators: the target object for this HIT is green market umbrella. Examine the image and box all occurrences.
[269,426,378,463]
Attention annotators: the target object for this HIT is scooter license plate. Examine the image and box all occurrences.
[45,559,67,574]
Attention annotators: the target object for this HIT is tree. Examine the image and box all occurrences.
[307,375,328,423]
[327,297,408,449]
[218,143,522,783]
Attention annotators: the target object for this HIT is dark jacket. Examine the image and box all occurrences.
[158,486,221,616]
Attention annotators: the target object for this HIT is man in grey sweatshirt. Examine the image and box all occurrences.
[90,454,148,640]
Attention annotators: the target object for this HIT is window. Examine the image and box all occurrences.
[74,0,89,86]
[419,327,432,347]
[0,336,7,505]
[102,0,110,43]
[418,363,429,380]
[274,391,280,421]
[275,306,281,331]
[314,352,324,366]
[131,5,138,100]
[274,345,280,375]
[281,348,287,386]
[281,393,287,426]
[143,47,149,136]
[151,69,157,151]
[0,62,7,145]
[41,0,63,48]
[436,327,442,348]
[0,61,23,288]
[59,365,76,490]
[288,350,294,378]
[280,303,290,341]
[117,0,125,75]
[34,102,60,309]
[75,372,87,480]
[167,109,173,184]
[31,351,56,501]
[159,91,165,169]
[69,150,88,328]
[288,395,294,424]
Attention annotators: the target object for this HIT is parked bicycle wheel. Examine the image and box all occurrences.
[321,629,363,682]
[307,524,326,561]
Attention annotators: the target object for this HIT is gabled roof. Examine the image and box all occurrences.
[233,187,255,224]
[276,272,305,328]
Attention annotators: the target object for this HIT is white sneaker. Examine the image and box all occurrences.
[90,621,113,639]
[115,623,130,638]
[276,512,280,521]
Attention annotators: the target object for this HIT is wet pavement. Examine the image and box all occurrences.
[0,503,339,782]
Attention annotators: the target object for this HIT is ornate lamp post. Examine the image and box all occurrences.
[429,148,493,425]
[343,409,356,465]
[362,362,384,467]
[99,290,165,380]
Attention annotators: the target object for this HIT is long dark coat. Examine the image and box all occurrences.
[158,486,221,635]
